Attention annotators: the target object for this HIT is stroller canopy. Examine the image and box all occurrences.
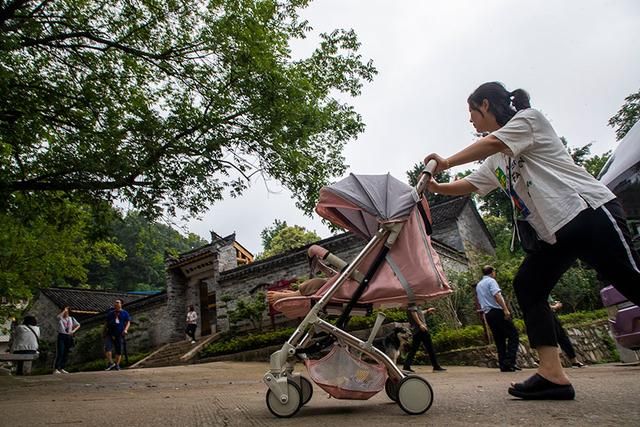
[316,173,417,238]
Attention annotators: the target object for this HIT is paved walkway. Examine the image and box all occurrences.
[1,362,639,426]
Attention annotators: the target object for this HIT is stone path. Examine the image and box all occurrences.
[1,361,639,426]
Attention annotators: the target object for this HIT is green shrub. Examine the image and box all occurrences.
[201,328,296,358]
[557,309,607,326]
[431,325,487,352]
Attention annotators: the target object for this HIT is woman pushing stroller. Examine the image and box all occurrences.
[424,81,640,400]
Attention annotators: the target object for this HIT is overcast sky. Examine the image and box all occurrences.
[185,0,640,254]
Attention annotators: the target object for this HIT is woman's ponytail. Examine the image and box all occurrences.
[510,89,531,111]
[468,82,531,126]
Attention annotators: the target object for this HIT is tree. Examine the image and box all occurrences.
[0,0,377,218]
[0,194,124,318]
[87,211,209,291]
[260,219,289,253]
[406,162,454,206]
[226,292,267,332]
[258,221,320,258]
[609,89,640,141]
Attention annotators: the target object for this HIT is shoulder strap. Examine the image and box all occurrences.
[506,158,521,252]
[25,325,39,345]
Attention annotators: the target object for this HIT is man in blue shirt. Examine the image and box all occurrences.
[475,265,520,372]
[104,299,130,371]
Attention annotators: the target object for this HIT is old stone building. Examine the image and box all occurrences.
[167,195,494,339]
[23,195,494,367]
[28,288,148,344]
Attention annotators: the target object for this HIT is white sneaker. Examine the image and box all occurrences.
[53,369,62,374]
[105,363,116,371]
[60,369,70,374]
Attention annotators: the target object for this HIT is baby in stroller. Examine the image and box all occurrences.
[263,164,452,418]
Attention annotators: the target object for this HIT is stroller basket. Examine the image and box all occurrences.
[305,344,387,400]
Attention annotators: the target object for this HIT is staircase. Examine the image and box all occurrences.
[131,333,220,369]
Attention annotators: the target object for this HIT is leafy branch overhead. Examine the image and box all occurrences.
[0,0,377,217]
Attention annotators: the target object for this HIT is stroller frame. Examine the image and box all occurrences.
[263,162,439,417]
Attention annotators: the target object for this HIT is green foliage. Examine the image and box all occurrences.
[557,309,607,327]
[434,270,480,328]
[71,325,107,365]
[227,292,268,332]
[552,265,603,312]
[0,0,376,218]
[0,194,123,318]
[87,211,208,291]
[260,219,288,252]
[609,88,640,141]
[257,222,321,258]
[406,162,454,205]
[583,151,611,178]
[562,139,611,178]
[201,327,296,358]
[200,309,608,359]
[431,325,488,352]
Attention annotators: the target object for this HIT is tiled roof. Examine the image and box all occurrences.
[429,196,469,225]
[39,288,148,319]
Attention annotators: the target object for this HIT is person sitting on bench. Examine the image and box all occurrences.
[10,315,39,375]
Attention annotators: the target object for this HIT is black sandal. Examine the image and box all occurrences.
[508,374,575,400]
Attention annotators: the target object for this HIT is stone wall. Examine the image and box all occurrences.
[26,295,61,346]
[438,320,618,368]
[214,233,469,333]
[66,294,171,366]
[198,320,622,369]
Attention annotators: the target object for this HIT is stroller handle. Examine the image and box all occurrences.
[415,159,438,194]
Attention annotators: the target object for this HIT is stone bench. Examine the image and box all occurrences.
[0,353,39,375]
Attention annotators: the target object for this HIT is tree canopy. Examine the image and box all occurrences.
[609,88,640,141]
[0,0,376,217]
[87,211,209,292]
[257,220,320,259]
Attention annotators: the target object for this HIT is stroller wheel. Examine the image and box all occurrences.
[299,376,314,406]
[266,379,302,418]
[385,378,399,402]
[397,376,434,415]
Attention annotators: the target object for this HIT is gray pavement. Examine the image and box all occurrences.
[0,361,638,426]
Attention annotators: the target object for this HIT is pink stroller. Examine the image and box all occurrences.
[263,161,453,417]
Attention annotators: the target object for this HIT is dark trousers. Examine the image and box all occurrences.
[186,324,197,341]
[403,329,441,369]
[485,308,520,369]
[553,314,576,359]
[514,199,640,348]
[54,333,71,370]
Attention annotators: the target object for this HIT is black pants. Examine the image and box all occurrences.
[403,329,441,369]
[485,308,520,369]
[186,324,197,341]
[553,314,576,359]
[514,199,640,348]
[54,333,71,370]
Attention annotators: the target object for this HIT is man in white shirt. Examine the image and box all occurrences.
[475,265,520,372]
